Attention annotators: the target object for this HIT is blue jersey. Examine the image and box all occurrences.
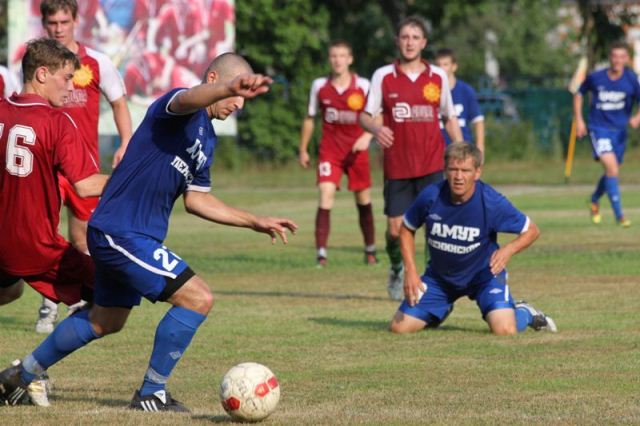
[403,180,528,290]
[90,88,216,241]
[579,67,640,130]
[440,79,483,145]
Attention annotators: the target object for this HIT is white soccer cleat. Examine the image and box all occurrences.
[515,301,558,333]
[387,266,404,301]
[35,305,58,334]
[11,359,51,407]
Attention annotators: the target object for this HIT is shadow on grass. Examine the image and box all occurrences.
[216,289,389,302]
[308,316,389,330]
[192,414,237,423]
[308,316,487,334]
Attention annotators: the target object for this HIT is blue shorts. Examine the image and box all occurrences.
[398,271,514,326]
[87,227,194,308]
[589,126,626,163]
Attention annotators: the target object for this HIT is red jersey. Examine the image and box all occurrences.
[63,43,127,162]
[206,0,234,57]
[365,60,456,179]
[308,74,369,159]
[0,93,99,275]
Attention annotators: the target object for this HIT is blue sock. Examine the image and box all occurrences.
[22,310,100,384]
[591,175,606,204]
[515,307,533,333]
[139,306,206,396]
[604,176,623,220]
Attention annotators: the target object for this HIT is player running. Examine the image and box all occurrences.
[360,16,462,300]
[299,40,377,267]
[35,0,133,335]
[574,41,640,227]
[389,143,556,335]
[0,53,297,412]
[435,48,485,153]
[0,38,108,406]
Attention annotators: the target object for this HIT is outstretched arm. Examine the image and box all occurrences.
[299,116,314,168]
[110,96,133,168]
[168,74,273,115]
[399,224,424,307]
[183,191,298,244]
[489,220,540,275]
[573,93,587,137]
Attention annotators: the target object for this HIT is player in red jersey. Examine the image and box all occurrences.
[35,0,133,333]
[360,16,462,300]
[0,37,108,406]
[299,41,377,267]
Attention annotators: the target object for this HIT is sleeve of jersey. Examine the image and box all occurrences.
[187,151,213,193]
[467,86,484,123]
[364,68,384,116]
[487,189,529,234]
[307,79,322,117]
[95,51,127,101]
[152,88,190,119]
[54,114,99,184]
[403,188,434,231]
[578,75,591,95]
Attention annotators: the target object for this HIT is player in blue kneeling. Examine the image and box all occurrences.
[389,143,556,335]
[574,41,640,227]
[0,53,297,411]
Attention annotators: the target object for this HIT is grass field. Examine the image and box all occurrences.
[1,155,639,425]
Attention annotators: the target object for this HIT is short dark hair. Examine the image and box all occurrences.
[22,37,80,83]
[610,40,631,55]
[202,52,253,83]
[329,40,353,55]
[435,48,457,64]
[445,142,483,169]
[40,0,78,21]
[396,15,428,38]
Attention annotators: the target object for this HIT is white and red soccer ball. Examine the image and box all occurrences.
[220,362,280,422]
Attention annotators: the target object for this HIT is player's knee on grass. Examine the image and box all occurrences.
[0,281,24,305]
[486,308,517,336]
[168,275,214,315]
[389,311,427,334]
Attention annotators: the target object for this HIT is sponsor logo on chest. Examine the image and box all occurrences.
[170,139,208,184]
[430,222,480,242]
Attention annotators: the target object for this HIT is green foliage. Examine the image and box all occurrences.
[235,0,330,162]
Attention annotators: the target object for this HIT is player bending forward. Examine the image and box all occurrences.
[0,53,297,412]
[390,143,556,335]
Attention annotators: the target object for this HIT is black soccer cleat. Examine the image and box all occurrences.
[0,364,31,406]
[515,300,558,333]
[129,389,190,413]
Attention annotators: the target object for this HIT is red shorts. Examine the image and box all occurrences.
[0,245,94,305]
[59,175,99,221]
[316,149,371,191]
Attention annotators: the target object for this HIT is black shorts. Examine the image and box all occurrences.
[383,171,444,217]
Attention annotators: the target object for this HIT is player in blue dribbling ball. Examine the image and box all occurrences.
[390,142,556,335]
[574,41,640,227]
[0,53,298,412]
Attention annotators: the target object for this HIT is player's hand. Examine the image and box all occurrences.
[630,115,640,129]
[229,74,273,99]
[252,216,298,244]
[489,246,515,275]
[404,274,426,307]
[299,151,310,168]
[112,145,127,169]
[374,126,394,148]
[352,133,372,152]
[575,119,587,138]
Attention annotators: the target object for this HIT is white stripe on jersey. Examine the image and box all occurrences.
[505,284,510,302]
[104,234,178,279]
[186,184,211,193]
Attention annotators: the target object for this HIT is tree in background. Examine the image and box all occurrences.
[235,0,330,162]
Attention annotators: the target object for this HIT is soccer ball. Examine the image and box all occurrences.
[220,362,280,422]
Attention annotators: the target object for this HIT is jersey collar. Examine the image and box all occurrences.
[393,59,431,78]
[8,92,50,107]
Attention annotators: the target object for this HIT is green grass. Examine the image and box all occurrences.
[1,157,639,425]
